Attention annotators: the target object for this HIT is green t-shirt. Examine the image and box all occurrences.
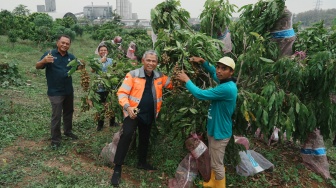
[185,61,238,139]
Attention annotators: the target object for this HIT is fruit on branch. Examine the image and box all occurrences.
[113,36,122,44]
[161,52,171,64]
[171,63,184,92]
[80,68,90,92]
[104,102,115,119]
[94,112,100,122]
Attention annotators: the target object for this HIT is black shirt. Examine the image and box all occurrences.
[40,49,76,96]
[137,73,155,125]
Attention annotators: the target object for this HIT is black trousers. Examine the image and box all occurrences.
[48,94,74,143]
[98,91,109,103]
[114,116,153,165]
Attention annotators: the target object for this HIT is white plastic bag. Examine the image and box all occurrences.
[168,154,198,188]
[300,129,331,179]
[99,129,122,164]
[218,28,232,54]
[236,150,274,176]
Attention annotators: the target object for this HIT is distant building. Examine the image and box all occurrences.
[132,13,138,20]
[45,0,56,12]
[139,19,151,27]
[37,5,46,12]
[116,0,132,19]
[83,5,113,20]
[188,18,200,25]
[121,19,136,26]
[120,19,151,28]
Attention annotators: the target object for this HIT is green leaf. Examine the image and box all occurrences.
[189,108,198,114]
[103,78,111,88]
[259,57,274,63]
[176,40,182,50]
[262,110,269,125]
[295,103,300,113]
[67,66,77,76]
[67,59,78,67]
[268,93,275,111]
[178,107,188,113]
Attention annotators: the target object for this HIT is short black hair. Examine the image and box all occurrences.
[57,34,71,43]
[98,44,108,51]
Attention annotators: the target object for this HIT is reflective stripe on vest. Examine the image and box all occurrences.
[120,83,131,91]
[129,95,141,103]
[118,93,129,100]
[164,77,171,88]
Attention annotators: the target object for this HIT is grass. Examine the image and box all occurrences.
[0,34,336,187]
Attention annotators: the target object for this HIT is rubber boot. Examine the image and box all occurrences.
[214,167,226,188]
[202,170,215,187]
[97,120,104,131]
[110,117,118,127]
[214,177,226,188]
[111,165,122,187]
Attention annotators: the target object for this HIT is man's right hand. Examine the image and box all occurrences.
[36,54,53,69]
[176,70,190,83]
[127,107,137,119]
[44,54,54,64]
[101,56,107,63]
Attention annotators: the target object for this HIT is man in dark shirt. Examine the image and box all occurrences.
[111,50,173,186]
[36,35,83,148]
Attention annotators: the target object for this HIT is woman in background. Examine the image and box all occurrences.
[92,44,119,131]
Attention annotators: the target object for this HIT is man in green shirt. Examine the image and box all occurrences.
[177,56,238,188]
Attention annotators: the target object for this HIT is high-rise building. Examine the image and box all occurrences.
[116,0,132,19]
[37,5,46,12]
[132,13,138,20]
[45,0,56,12]
[83,4,113,20]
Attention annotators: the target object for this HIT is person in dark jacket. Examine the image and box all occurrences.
[110,50,173,187]
[36,35,83,148]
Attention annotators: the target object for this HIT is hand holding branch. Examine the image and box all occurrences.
[176,70,190,83]
[189,56,205,64]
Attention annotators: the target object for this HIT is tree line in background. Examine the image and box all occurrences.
[294,8,336,28]
[0,9,82,49]
[2,4,336,45]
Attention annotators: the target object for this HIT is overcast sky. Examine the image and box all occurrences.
[0,0,335,19]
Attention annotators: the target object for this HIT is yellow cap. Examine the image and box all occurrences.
[216,57,235,70]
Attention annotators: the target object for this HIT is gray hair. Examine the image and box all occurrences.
[142,50,158,61]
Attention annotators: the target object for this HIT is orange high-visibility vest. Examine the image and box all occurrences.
[117,66,173,118]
